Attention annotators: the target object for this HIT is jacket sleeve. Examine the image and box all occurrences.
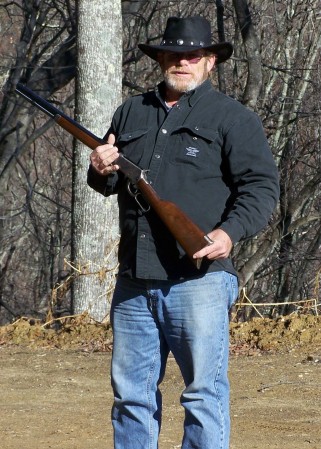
[219,111,279,243]
[87,165,121,196]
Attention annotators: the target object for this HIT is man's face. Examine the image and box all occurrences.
[158,50,216,94]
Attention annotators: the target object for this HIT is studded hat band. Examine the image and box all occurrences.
[161,39,206,47]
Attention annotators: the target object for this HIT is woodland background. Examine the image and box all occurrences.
[0,0,320,325]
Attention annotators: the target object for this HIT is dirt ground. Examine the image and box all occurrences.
[1,314,321,449]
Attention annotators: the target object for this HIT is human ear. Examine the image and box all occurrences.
[206,54,216,71]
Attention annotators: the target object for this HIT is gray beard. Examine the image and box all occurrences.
[163,75,203,94]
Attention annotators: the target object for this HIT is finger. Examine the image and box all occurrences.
[93,141,118,161]
[193,243,216,260]
[90,150,119,175]
[194,229,233,260]
[92,162,119,176]
[107,133,116,146]
[193,238,229,260]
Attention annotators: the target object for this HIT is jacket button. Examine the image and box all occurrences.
[161,128,167,134]
[155,154,161,159]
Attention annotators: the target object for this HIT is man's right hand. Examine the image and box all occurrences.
[90,133,120,176]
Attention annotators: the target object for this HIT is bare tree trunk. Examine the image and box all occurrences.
[72,0,122,321]
[232,0,262,109]
[215,0,228,93]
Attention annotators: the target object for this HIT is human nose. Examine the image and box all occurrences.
[176,53,189,64]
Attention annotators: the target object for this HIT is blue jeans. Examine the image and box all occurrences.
[110,271,238,449]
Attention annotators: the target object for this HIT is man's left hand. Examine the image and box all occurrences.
[193,229,233,261]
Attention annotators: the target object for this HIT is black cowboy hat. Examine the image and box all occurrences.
[138,16,233,65]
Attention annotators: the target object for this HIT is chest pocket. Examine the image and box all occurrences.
[117,129,149,165]
[169,125,223,176]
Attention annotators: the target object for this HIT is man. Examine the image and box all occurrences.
[88,16,279,449]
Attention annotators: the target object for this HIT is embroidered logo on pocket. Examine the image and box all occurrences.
[185,146,199,157]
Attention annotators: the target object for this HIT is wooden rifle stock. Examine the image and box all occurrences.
[15,83,210,268]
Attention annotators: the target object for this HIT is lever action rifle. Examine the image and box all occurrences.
[15,83,212,268]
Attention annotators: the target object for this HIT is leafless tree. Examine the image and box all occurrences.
[0,1,76,323]
[0,0,320,323]
[232,0,321,316]
[72,0,122,321]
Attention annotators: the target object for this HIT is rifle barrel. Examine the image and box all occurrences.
[15,83,209,268]
[15,83,105,147]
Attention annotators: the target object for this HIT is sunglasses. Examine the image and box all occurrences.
[164,51,206,64]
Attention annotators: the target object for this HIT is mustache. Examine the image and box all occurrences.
[169,69,191,74]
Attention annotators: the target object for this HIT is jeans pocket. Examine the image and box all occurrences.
[226,273,239,309]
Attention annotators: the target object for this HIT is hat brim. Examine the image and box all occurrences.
[138,42,233,64]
